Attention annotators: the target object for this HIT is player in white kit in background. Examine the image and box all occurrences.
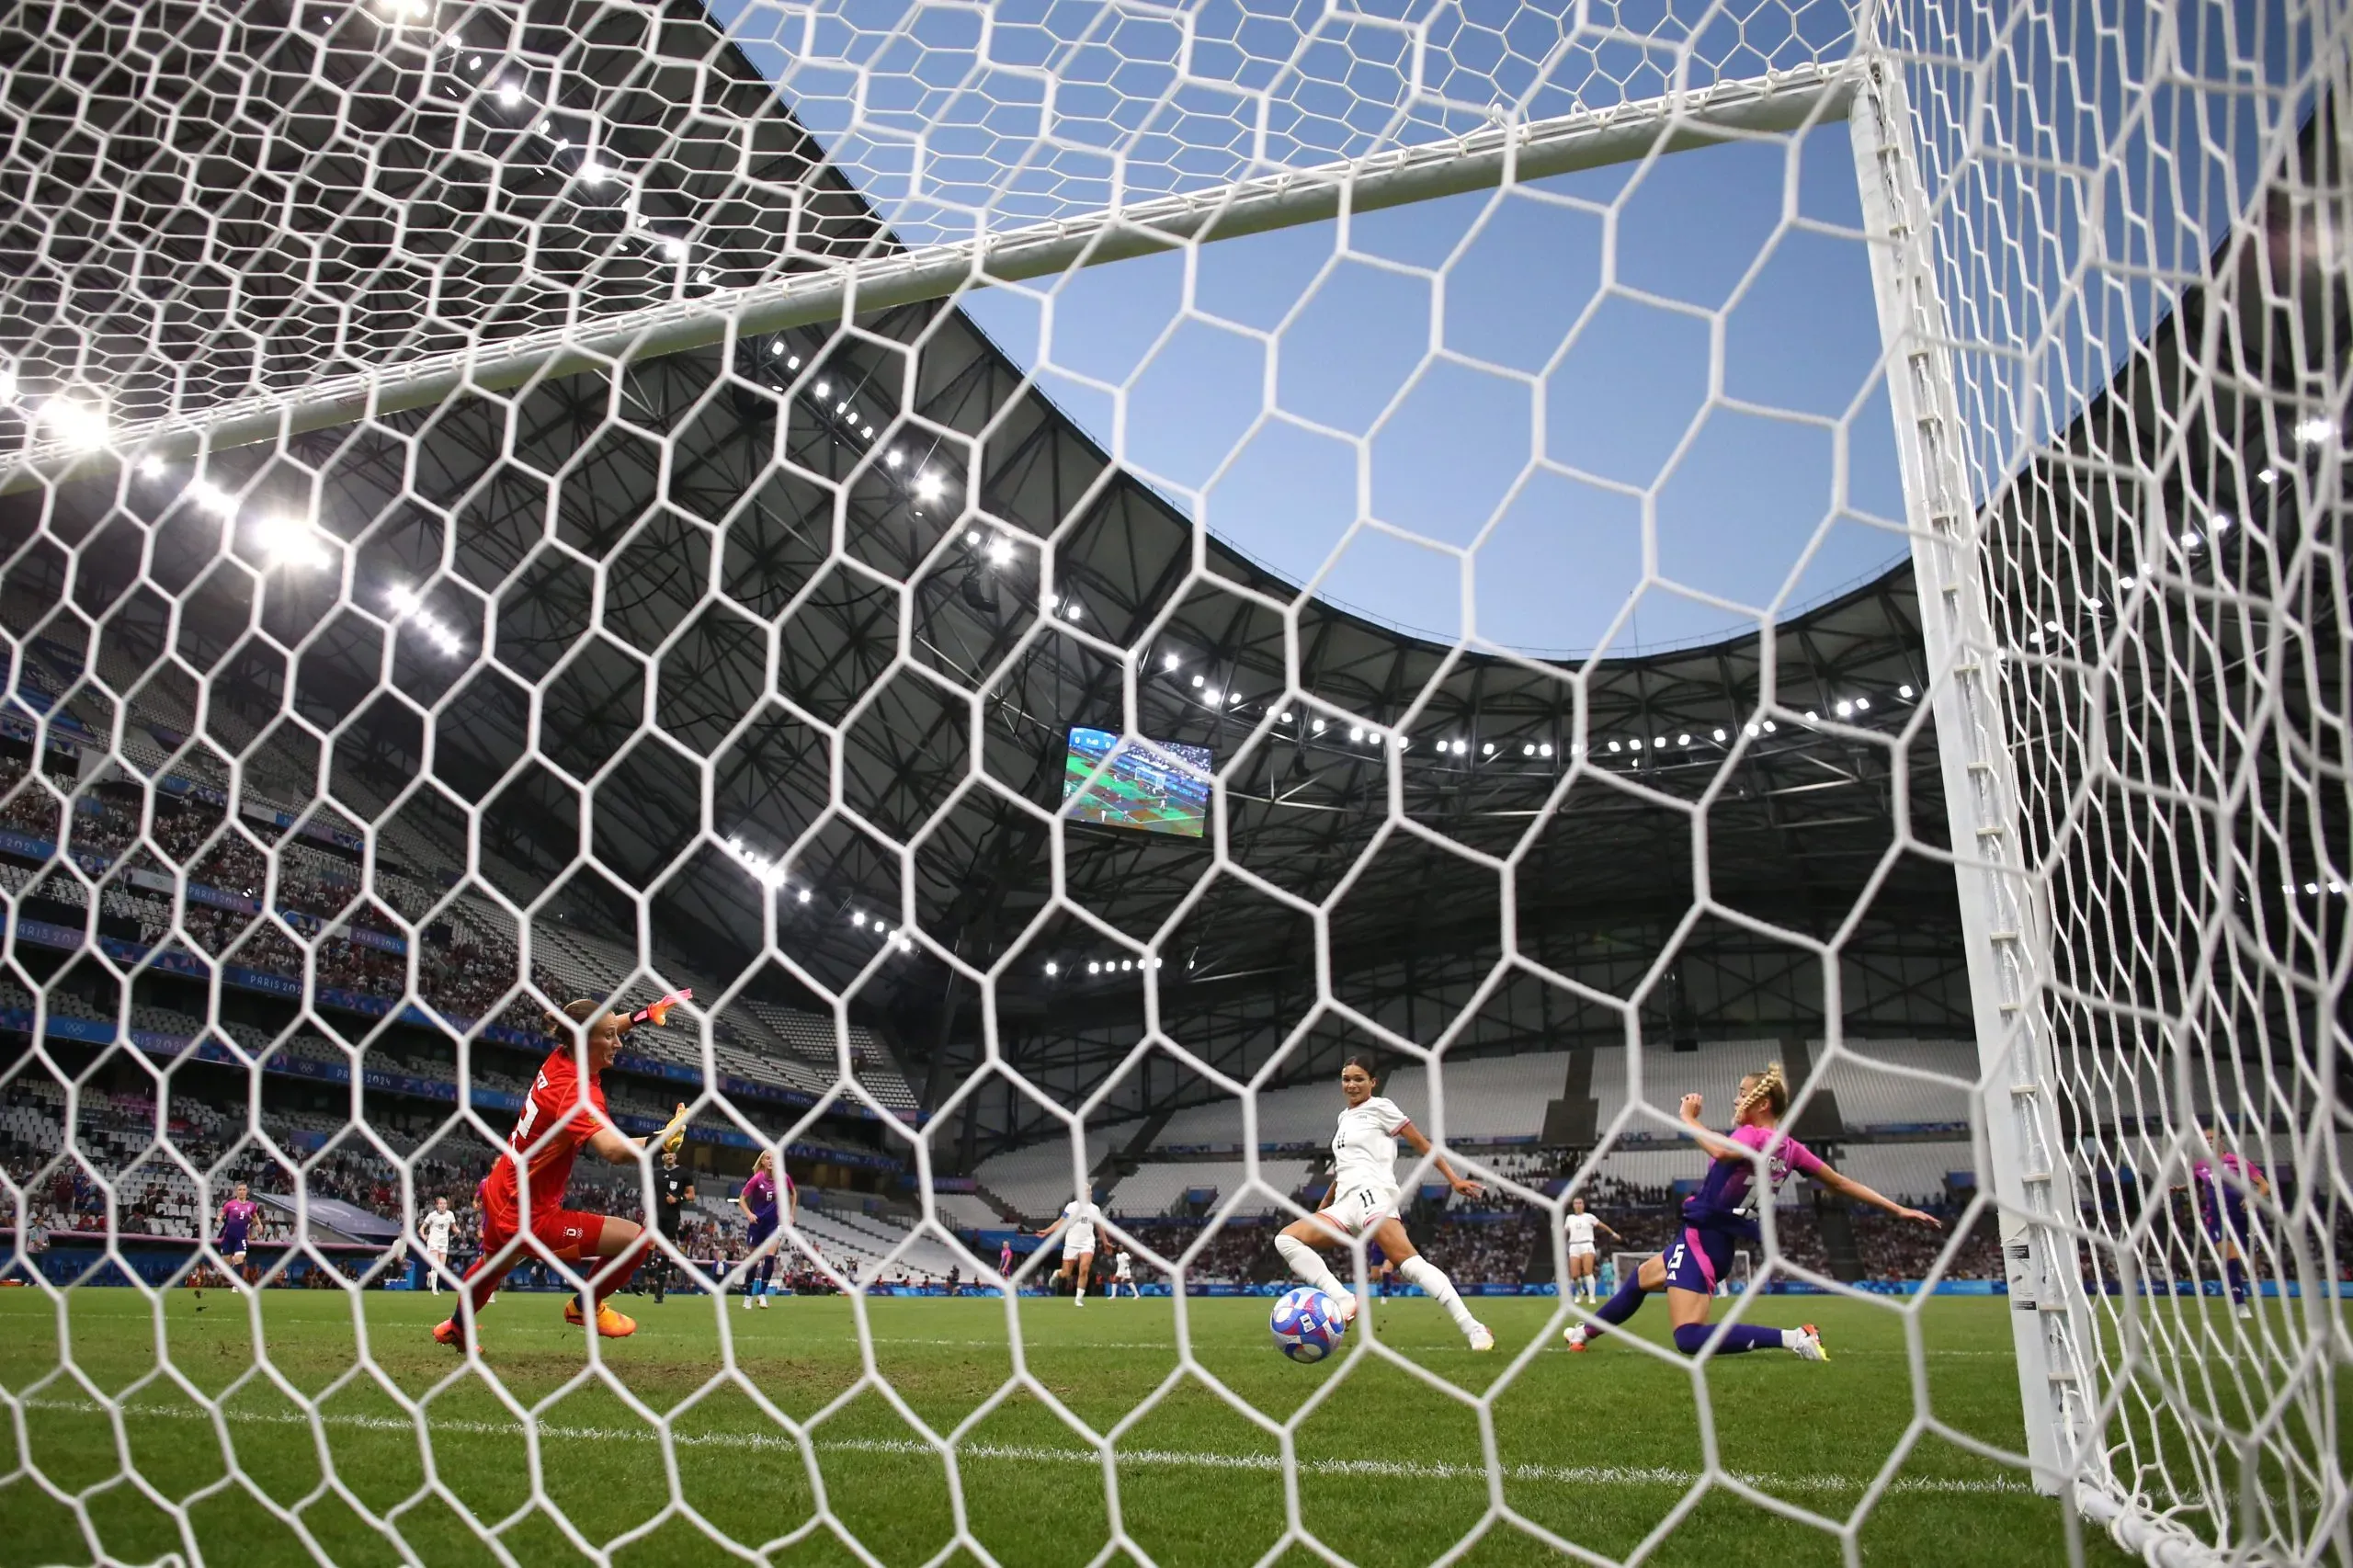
[1109,1248,1139,1299]
[1562,1196,1621,1304]
[1274,1053,1496,1352]
[1036,1197,1104,1306]
[420,1196,456,1295]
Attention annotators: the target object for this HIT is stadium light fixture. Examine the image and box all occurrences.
[851,912,867,928]
[1608,740,1623,753]
[2258,468,2276,484]
[1539,743,1552,757]
[1521,743,1534,756]
[1042,593,1058,610]
[1805,710,1819,722]
[0,363,17,403]
[137,454,166,479]
[813,381,829,397]
[2293,415,2333,446]
[1203,687,1222,703]
[1677,733,1691,745]
[1745,723,1759,737]
[497,80,522,107]
[797,889,811,903]
[1481,742,1494,756]
[883,449,901,468]
[40,396,108,451]
[1855,697,1870,710]
[1898,685,1914,699]
[1120,960,1132,972]
[1044,961,1057,976]
[1835,701,1853,717]
[1763,720,1778,733]
[915,472,948,503]
[580,161,608,184]
[1066,603,1083,622]
[1088,960,1101,974]
[1190,674,1204,688]
[1351,727,1366,743]
[2211,514,2234,531]
[251,514,332,570]
[1629,738,1643,751]
[1711,729,1726,742]
[1311,718,1325,733]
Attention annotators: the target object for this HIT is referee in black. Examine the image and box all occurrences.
[651,1145,697,1304]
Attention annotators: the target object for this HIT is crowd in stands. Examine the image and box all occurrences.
[0,754,553,1030]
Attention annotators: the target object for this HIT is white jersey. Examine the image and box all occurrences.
[421,1210,455,1251]
[1059,1199,1100,1251]
[1330,1096,1410,1198]
[1114,1253,1133,1279]
[1564,1212,1597,1250]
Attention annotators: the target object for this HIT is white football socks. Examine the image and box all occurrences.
[1398,1256,1481,1337]
[1275,1235,1349,1301]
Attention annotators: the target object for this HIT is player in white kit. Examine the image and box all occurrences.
[1273,1054,1496,1351]
[1562,1196,1620,1303]
[1037,1197,1104,1306]
[420,1196,457,1294]
[1109,1248,1139,1299]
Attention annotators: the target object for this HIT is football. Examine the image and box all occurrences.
[1269,1286,1348,1364]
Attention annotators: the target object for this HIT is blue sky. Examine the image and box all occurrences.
[704,0,2290,656]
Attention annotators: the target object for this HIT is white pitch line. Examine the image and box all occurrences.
[17,1397,2030,1497]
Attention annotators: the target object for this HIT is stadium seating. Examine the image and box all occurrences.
[972,1134,1111,1221]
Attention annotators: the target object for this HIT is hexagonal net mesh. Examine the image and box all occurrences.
[0,0,2345,1562]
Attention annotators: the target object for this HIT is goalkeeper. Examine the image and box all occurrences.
[435,996,691,1347]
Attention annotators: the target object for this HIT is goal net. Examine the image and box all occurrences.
[0,0,2344,1562]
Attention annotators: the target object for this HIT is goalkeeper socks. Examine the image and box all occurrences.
[2226,1257,2248,1307]
[1274,1235,1349,1301]
[1397,1257,1480,1336]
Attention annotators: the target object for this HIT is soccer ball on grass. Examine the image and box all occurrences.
[1270,1286,1348,1363]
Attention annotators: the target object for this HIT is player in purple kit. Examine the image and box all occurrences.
[1563,1064,1940,1359]
[196,1182,261,1310]
[736,1150,795,1310]
[2184,1128,2270,1320]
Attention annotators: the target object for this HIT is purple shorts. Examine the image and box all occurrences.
[746,1218,778,1249]
[1663,1225,1733,1294]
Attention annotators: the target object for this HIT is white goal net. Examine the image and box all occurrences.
[0,0,2345,1563]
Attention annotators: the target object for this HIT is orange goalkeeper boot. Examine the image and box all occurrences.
[563,1299,638,1337]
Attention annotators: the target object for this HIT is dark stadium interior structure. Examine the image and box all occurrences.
[0,1,2342,1292]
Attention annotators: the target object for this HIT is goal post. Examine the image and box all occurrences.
[0,65,1852,493]
[1843,51,2105,1504]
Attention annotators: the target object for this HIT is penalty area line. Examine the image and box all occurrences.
[17,1397,2029,1496]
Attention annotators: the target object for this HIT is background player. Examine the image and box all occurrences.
[998,1235,1015,1287]
[1035,1195,1103,1305]
[1274,1054,1495,1352]
[1563,1196,1622,1303]
[2184,1127,2270,1320]
[736,1149,793,1308]
[650,1146,695,1304]
[197,1181,261,1309]
[420,1196,456,1294]
[1108,1247,1139,1299]
[1564,1065,1938,1359]
[434,999,688,1348]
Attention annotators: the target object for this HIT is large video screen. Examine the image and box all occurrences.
[1060,727,1212,839]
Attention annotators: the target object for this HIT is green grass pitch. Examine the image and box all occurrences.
[0,1288,2135,1566]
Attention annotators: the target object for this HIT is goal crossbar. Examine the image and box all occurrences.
[0,62,1851,494]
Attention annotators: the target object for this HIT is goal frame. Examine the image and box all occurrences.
[0,65,1850,493]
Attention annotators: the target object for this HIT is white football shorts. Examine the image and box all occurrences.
[1318,1186,1400,1236]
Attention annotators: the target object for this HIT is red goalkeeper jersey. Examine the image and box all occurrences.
[483,1046,611,1221]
